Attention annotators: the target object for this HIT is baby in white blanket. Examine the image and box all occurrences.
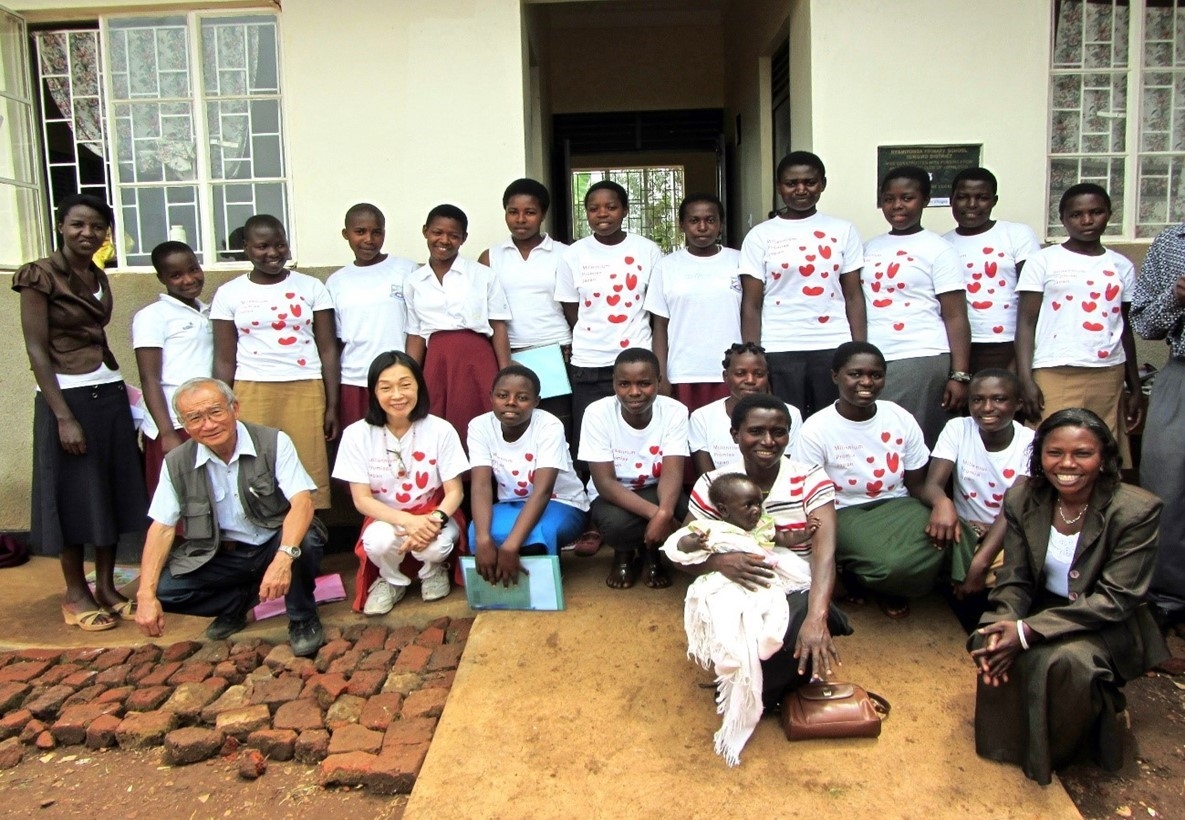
[662,473,818,766]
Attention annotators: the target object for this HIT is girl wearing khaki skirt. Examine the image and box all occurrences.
[1015,183,1144,466]
[211,214,340,509]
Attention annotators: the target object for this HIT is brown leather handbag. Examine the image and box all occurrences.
[780,681,891,741]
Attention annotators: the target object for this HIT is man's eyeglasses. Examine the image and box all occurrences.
[181,405,231,426]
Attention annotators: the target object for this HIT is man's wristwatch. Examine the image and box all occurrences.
[429,509,449,525]
[278,544,302,560]
[948,370,972,384]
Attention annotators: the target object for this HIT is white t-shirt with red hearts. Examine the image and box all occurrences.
[688,396,804,468]
[578,395,690,491]
[643,247,743,382]
[931,417,1033,524]
[332,415,470,511]
[795,401,930,509]
[555,233,664,367]
[1016,244,1136,368]
[942,221,1041,343]
[861,230,964,362]
[467,409,589,511]
[210,272,333,382]
[738,212,864,351]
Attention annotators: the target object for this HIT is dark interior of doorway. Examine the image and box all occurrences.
[551,108,726,245]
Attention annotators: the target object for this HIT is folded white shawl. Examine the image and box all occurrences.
[662,519,812,766]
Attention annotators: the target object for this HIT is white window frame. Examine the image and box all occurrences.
[0,4,49,270]
[98,9,289,271]
[1046,0,1185,242]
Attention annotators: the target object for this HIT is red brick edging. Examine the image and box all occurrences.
[0,617,471,795]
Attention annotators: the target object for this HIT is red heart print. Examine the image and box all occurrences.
[819,245,832,259]
[612,284,623,293]
[652,462,663,477]
[896,250,908,257]
[649,446,661,455]
[593,292,601,297]
[971,301,993,310]
[982,247,994,255]
[772,272,783,281]
[607,314,628,324]
[1105,283,1120,301]
[887,262,900,279]
[291,304,302,317]
[584,300,592,308]
[893,322,905,331]
[848,478,858,485]
[813,231,826,239]
[241,327,250,334]
[803,286,824,297]
[969,491,977,498]
[624,256,635,265]
[619,339,630,347]
[635,462,643,469]
[514,488,529,497]
[967,282,981,293]
[379,487,388,494]
[606,294,621,306]
[396,492,411,503]
[972,272,982,280]
[817,316,830,323]
[1081,301,1097,313]
[416,472,429,489]
[1003,468,1015,479]
[1052,301,1062,310]
[1065,294,1074,301]
[624,301,633,308]
[517,480,527,488]
[1082,321,1104,332]
[1097,350,1110,359]
[805,254,816,262]
[886,452,900,473]
[873,298,892,308]
[1090,291,1100,299]
[511,469,519,475]
[277,336,297,345]
[872,281,882,292]
[297,358,306,366]
[866,480,883,496]
[993,326,1005,334]
[525,453,534,461]
[413,451,425,461]
[799,264,815,276]
[781,262,790,269]
[873,468,885,478]
[429,459,436,465]
[866,456,876,463]
[985,261,998,276]
[881,432,891,442]
[626,273,638,290]
[285,292,295,299]
[1103,269,1116,277]
[988,481,996,488]
[610,274,617,279]
[272,320,286,330]
[402,483,412,491]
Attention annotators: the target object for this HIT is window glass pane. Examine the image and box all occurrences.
[115,101,195,183]
[201,17,279,97]
[0,184,44,268]
[0,9,30,99]
[0,97,38,183]
[1047,156,1126,237]
[212,181,285,259]
[570,166,685,252]
[1136,154,1185,237]
[120,184,200,265]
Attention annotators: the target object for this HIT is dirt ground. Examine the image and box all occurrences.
[0,747,407,818]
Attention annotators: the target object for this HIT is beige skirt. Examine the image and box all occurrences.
[234,380,331,509]
[1032,364,1130,467]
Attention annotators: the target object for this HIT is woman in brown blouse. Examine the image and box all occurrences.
[13,194,147,631]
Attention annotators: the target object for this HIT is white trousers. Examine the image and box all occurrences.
[362,518,458,587]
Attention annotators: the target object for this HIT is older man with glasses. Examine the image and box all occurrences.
[135,377,325,656]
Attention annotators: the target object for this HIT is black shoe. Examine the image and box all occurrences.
[289,615,324,658]
[205,612,248,641]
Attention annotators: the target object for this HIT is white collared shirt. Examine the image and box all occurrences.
[147,421,316,545]
[326,256,419,386]
[487,234,571,348]
[404,256,512,342]
[132,294,214,432]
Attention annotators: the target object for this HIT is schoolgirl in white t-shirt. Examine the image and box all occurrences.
[645,194,742,412]
[326,203,418,428]
[133,242,213,493]
[738,152,867,418]
[1015,184,1144,460]
[555,181,663,448]
[467,366,588,585]
[210,215,338,509]
[862,167,971,448]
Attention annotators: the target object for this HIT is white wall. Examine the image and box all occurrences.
[807,0,1051,242]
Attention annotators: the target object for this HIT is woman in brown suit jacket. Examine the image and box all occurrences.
[969,407,1167,785]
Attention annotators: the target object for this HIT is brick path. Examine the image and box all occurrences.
[0,617,472,795]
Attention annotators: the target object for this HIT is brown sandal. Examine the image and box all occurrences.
[573,531,603,557]
[62,605,118,632]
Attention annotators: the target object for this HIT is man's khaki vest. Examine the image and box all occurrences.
[162,422,290,575]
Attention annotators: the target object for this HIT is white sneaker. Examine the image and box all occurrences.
[363,579,406,615]
[420,568,451,602]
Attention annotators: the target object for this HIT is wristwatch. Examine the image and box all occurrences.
[278,544,302,560]
[429,509,449,525]
[948,370,972,384]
